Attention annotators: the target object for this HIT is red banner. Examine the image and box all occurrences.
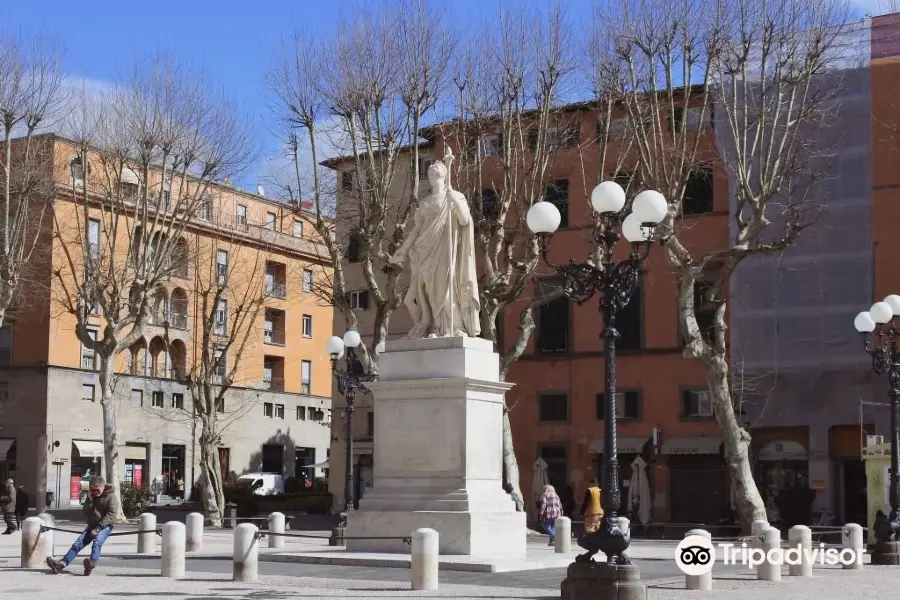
[133,465,143,488]
[70,476,81,501]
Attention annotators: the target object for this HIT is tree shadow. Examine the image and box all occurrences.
[242,430,298,479]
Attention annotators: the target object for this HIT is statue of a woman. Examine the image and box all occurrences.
[390,154,480,339]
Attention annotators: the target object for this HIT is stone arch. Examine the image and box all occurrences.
[129,338,148,376]
[152,284,169,325]
[172,237,189,278]
[170,339,187,380]
[149,336,168,378]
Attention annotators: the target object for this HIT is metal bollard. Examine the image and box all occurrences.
[138,513,157,554]
[788,525,812,577]
[161,521,186,578]
[186,512,204,552]
[224,503,238,529]
[757,526,781,582]
[555,517,571,553]
[233,523,259,582]
[842,523,864,570]
[20,516,47,569]
[38,513,55,558]
[685,529,713,590]
[268,512,285,549]
[411,528,439,591]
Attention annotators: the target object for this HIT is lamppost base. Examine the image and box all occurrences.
[872,541,900,565]
[561,560,646,600]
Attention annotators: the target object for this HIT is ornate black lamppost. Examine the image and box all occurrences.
[855,298,900,564]
[326,330,378,530]
[527,181,665,594]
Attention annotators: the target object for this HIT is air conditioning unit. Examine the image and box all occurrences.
[867,435,884,447]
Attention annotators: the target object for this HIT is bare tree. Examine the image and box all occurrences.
[0,33,65,326]
[594,0,850,530]
[52,56,254,519]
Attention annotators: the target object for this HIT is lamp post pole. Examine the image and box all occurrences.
[527,182,666,567]
[855,299,900,563]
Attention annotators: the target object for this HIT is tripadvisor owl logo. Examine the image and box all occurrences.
[675,535,716,576]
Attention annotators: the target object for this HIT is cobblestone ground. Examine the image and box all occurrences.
[3,562,899,599]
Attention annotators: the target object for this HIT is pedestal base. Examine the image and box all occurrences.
[346,509,526,557]
[872,541,900,565]
[561,561,647,600]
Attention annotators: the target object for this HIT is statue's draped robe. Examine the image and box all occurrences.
[405,190,480,337]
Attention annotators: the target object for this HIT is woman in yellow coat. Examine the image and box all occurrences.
[581,479,604,532]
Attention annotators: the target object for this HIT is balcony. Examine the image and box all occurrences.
[263,377,285,392]
[265,261,287,300]
[265,282,286,299]
[81,353,97,370]
[168,313,188,330]
[264,329,285,345]
[264,308,286,346]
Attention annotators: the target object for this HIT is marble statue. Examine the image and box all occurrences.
[390,151,481,339]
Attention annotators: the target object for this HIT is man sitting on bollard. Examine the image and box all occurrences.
[46,476,119,576]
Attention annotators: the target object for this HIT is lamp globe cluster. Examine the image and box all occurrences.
[326,329,362,358]
[526,181,667,242]
[854,295,900,333]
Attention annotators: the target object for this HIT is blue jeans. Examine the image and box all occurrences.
[61,525,113,567]
[542,519,556,542]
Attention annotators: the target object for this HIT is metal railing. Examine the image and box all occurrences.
[168,313,188,330]
[263,377,285,392]
[264,329,285,345]
[265,281,287,299]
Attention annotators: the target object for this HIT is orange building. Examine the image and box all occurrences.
[0,134,335,508]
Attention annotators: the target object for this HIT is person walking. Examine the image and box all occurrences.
[581,479,604,533]
[46,476,119,575]
[538,484,563,546]
[1,478,16,534]
[15,483,28,530]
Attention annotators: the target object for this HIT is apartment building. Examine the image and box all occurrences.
[0,134,334,509]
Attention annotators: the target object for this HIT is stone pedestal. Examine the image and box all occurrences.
[872,540,900,565]
[561,561,647,600]
[346,337,526,557]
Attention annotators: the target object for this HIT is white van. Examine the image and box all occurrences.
[237,473,285,496]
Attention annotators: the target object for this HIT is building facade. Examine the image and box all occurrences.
[0,134,334,509]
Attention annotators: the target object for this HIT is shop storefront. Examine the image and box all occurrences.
[754,440,811,525]
[662,436,727,524]
[123,444,149,488]
[70,440,104,506]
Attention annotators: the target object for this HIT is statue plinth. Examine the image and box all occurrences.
[872,541,900,565]
[345,336,526,557]
[561,561,647,600]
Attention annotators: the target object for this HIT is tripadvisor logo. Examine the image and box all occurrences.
[675,534,865,575]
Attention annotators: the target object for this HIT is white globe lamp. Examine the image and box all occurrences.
[326,336,345,357]
[526,201,561,234]
[870,302,893,325]
[631,190,668,224]
[854,312,876,333]
[885,294,900,316]
[343,329,362,348]
[621,213,651,243]
[590,181,626,214]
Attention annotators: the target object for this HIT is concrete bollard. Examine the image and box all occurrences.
[161,521,186,578]
[751,519,768,550]
[555,517,571,553]
[38,512,55,558]
[842,523,864,570]
[788,525,812,577]
[268,512,285,549]
[137,513,157,554]
[20,516,47,569]
[757,526,781,582]
[186,512,204,552]
[685,529,713,590]
[233,523,259,582]
[411,528,439,591]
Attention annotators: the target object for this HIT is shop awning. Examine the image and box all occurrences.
[588,437,648,455]
[123,445,147,461]
[0,439,14,461]
[120,168,139,185]
[757,440,807,461]
[305,460,329,469]
[73,440,104,459]
[661,436,723,455]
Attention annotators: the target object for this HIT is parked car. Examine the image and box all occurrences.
[237,473,285,496]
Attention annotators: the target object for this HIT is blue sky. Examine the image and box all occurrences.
[1,0,879,189]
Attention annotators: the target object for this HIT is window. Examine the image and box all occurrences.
[216,250,228,284]
[596,391,642,420]
[539,444,569,488]
[691,276,718,346]
[682,389,714,418]
[602,118,630,141]
[266,212,277,231]
[418,158,435,180]
[308,406,324,421]
[172,393,184,410]
[341,171,354,192]
[296,406,307,421]
[480,188,501,221]
[88,219,101,259]
[366,411,374,436]
[131,389,143,408]
[301,360,311,394]
[616,281,642,351]
[537,296,569,353]
[151,391,164,408]
[538,392,569,423]
[293,220,304,237]
[612,171,636,194]
[214,300,228,335]
[198,195,212,220]
[81,384,95,402]
[0,326,10,365]
[549,124,580,148]
[236,204,248,227]
[478,134,501,158]
[264,402,274,418]
[302,314,312,338]
[81,327,98,370]
[348,290,369,310]
[275,404,285,419]
[672,106,710,132]
[120,181,139,201]
[683,166,714,216]
[70,156,87,185]
[346,230,362,263]
[214,347,226,381]
[302,269,313,292]
[544,179,569,228]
